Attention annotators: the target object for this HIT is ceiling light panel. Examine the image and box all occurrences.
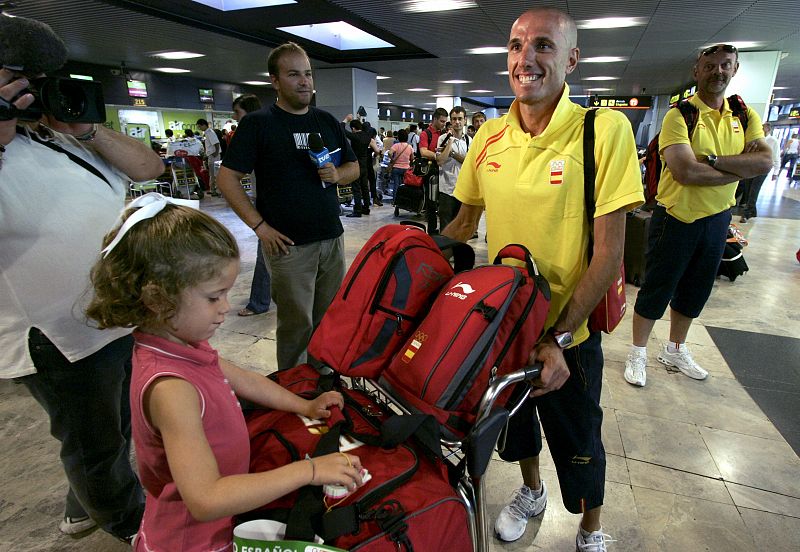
[376,75,391,79]
[152,51,205,60]
[466,47,506,55]
[576,17,649,29]
[192,0,296,10]
[243,80,270,85]
[154,67,191,73]
[443,80,472,84]
[581,56,628,63]
[407,88,431,91]
[277,21,394,50]
[583,76,620,81]
[399,0,477,13]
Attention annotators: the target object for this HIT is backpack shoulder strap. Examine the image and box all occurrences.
[727,94,749,132]
[676,100,700,139]
[583,108,597,239]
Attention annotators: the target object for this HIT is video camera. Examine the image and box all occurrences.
[0,71,106,123]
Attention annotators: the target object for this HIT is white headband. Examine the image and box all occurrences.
[101,192,200,258]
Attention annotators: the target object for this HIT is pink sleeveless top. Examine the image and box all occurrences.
[131,331,249,552]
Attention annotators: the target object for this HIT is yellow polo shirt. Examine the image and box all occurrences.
[657,95,764,223]
[454,85,643,346]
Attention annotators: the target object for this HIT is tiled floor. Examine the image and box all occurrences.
[1,174,799,551]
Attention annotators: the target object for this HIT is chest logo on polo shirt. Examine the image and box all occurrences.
[487,161,501,172]
[731,119,741,133]
[550,160,565,185]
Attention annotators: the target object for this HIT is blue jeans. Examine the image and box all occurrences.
[390,167,406,198]
[498,332,606,514]
[19,330,144,539]
[265,235,346,370]
[245,241,271,313]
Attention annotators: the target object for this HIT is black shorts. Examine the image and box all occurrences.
[634,205,730,320]
[498,332,605,514]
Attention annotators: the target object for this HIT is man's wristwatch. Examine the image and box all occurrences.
[706,154,718,168]
[549,328,574,349]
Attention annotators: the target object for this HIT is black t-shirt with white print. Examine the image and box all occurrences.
[223,104,356,245]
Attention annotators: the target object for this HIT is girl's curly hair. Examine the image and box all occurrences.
[86,204,239,330]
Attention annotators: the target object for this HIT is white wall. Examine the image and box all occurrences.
[728,51,781,122]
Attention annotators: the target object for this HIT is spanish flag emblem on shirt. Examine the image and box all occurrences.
[550,160,565,185]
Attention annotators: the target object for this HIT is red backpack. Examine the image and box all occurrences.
[308,224,459,379]
[643,94,748,207]
[244,364,473,551]
[379,244,551,440]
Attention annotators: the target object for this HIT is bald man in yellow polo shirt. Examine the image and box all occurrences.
[443,7,642,551]
[623,45,772,389]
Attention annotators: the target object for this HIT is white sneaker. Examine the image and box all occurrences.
[623,350,647,387]
[494,482,547,542]
[59,515,97,535]
[657,344,708,380]
[576,528,616,551]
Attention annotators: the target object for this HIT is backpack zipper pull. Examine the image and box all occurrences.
[474,301,498,321]
[396,314,404,335]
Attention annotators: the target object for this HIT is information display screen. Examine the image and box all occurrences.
[199,88,214,103]
[127,80,148,98]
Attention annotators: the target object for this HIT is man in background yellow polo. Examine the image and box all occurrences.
[624,44,772,388]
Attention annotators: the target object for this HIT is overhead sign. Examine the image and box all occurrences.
[790,108,800,118]
[590,96,652,109]
[670,84,697,105]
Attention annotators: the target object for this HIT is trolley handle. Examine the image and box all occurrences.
[474,364,543,426]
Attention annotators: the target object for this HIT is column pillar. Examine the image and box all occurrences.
[728,51,781,121]
[314,67,378,123]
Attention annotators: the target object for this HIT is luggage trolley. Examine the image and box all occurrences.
[170,154,202,199]
[350,364,542,552]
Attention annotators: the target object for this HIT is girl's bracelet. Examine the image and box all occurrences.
[305,456,316,484]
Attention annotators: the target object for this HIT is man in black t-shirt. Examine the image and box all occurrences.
[344,119,380,217]
[218,42,359,370]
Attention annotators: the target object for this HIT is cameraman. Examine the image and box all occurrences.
[0,15,163,543]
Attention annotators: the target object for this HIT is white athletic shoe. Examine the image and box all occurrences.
[576,528,616,551]
[59,515,96,535]
[494,482,548,542]
[657,344,708,380]
[623,350,647,387]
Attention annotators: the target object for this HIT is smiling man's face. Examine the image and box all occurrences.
[507,9,578,107]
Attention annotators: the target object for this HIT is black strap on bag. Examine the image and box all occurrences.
[583,109,598,258]
[283,377,443,543]
[18,126,112,188]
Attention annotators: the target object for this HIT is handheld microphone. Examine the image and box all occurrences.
[308,133,331,168]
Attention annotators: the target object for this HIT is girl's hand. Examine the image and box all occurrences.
[304,391,344,420]
[308,453,363,489]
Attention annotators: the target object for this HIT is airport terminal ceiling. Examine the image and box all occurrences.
[5,0,800,110]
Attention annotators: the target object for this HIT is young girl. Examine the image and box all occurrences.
[86,193,363,551]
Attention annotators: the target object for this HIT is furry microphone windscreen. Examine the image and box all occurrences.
[0,14,67,76]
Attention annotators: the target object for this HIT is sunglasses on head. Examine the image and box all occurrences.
[699,44,738,58]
